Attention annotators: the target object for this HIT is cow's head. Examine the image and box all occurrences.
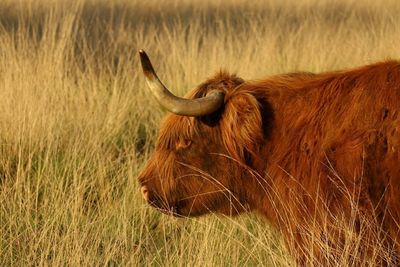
[138,51,268,217]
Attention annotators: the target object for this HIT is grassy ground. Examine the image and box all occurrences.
[1,0,400,265]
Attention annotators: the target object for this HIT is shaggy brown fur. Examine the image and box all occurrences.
[138,61,400,265]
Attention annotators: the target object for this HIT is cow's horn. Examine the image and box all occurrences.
[139,50,225,116]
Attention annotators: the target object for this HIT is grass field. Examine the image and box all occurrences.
[1,0,400,265]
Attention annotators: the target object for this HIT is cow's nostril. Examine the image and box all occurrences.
[141,186,149,201]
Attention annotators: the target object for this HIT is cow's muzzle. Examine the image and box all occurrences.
[141,186,149,201]
[140,185,183,216]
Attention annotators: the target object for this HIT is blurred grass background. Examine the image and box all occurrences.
[1,0,400,265]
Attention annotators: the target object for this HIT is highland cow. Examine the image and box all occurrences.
[137,50,400,265]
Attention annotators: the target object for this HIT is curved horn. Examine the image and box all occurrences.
[139,50,225,116]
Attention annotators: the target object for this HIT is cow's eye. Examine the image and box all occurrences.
[176,139,192,150]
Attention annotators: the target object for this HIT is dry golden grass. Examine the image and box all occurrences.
[1,0,400,265]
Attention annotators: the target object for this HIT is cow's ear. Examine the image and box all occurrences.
[220,92,264,164]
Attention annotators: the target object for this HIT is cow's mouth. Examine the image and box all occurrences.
[146,194,184,217]
[152,202,184,217]
[170,206,182,217]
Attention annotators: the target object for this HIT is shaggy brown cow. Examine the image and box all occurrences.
[137,50,400,265]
